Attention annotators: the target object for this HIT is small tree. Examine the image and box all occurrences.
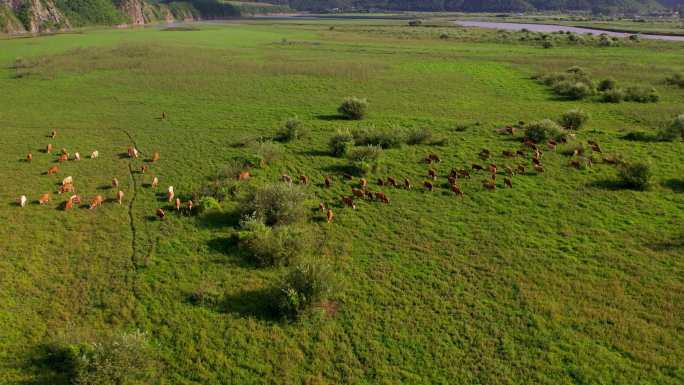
[275,259,336,319]
[524,119,566,143]
[328,129,355,157]
[559,109,589,130]
[240,184,307,226]
[338,97,368,120]
[618,162,652,190]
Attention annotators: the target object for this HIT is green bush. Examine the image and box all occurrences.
[248,140,283,167]
[328,129,355,157]
[47,331,157,385]
[625,86,659,103]
[559,109,589,130]
[553,81,593,99]
[338,97,368,120]
[405,127,433,145]
[665,73,684,88]
[347,145,383,176]
[600,88,625,103]
[240,184,307,226]
[352,127,404,149]
[275,259,336,319]
[524,119,566,143]
[618,162,652,190]
[657,114,684,141]
[237,215,309,267]
[542,40,553,49]
[197,196,222,213]
[276,116,308,142]
[598,78,617,91]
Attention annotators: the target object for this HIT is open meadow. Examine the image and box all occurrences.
[0,19,683,384]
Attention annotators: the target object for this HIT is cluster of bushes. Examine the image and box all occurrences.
[329,127,434,156]
[237,214,309,267]
[276,116,309,142]
[347,145,384,175]
[537,67,659,103]
[666,73,684,88]
[657,114,684,141]
[514,30,633,48]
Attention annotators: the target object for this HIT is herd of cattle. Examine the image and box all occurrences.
[16,129,611,225]
[16,130,188,220]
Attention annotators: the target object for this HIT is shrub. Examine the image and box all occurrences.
[600,88,625,103]
[559,109,589,130]
[248,141,283,167]
[197,197,222,213]
[665,73,684,88]
[542,40,553,49]
[524,119,566,143]
[347,145,383,175]
[657,114,684,141]
[48,331,157,385]
[618,162,652,190]
[405,127,433,145]
[352,127,404,149]
[275,259,336,319]
[338,97,368,120]
[598,78,617,91]
[553,81,593,99]
[237,215,309,267]
[439,32,449,40]
[328,129,355,157]
[276,116,308,142]
[625,86,659,103]
[240,184,307,226]
[408,19,422,26]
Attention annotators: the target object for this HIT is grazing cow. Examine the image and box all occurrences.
[238,171,251,181]
[364,190,374,200]
[482,179,496,191]
[479,149,491,160]
[151,151,160,163]
[128,146,139,158]
[141,165,149,174]
[374,192,390,204]
[448,176,457,186]
[387,177,397,187]
[18,195,27,207]
[502,149,516,157]
[91,150,99,159]
[70,195,82,205]
[428,169,437,181]
[516,149,526,157]
[449,169,459,178]
[533,164,545,173]
[58,184,74,194]
[547,142,557,151]
[377,178,385,186]
[324,176,332,188]
[602,156,618,165]
[62,176,73,186]
[282,174,293,184]
[319,202,326,212]
[46,144,53,154]
[152,177,159,189]
[64,198,73,211]
[175,198,181,211]
[167,190,175,203]
[472,164,484,171]
[73,152,80,161]
[504,177,513,188]
[523,139,537,148]
[117,191,124,205]
[187,200,194,212]
[427,154,442,163]
[352,188,365,199]
[457,169,470,179]
[58,154,68,162]
[359,178,368,189]
[488,164,497,175]
[570,159,582,169]
[60,148,68,156]
[572,148,583,157]
[50,130,57,139]
[341,196,356,209]
[299,175,309,185]
[47,166,59,175]
[112,177,119,188]
[451,184,464,197]
[504,166,513,177]
[423,181,434,192]
[532,157,541,166]
[404,178,412,190]
[343,173,354,181]
[168,186,174,194]
[326,208,334,223]
[156,208,166,220]
[533,149,542,160]
[89,195,104,209]
[39,194,50,205]
[590,143,602,153]
[26,153,33,162]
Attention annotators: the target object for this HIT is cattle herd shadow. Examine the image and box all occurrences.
[663,179,684,193]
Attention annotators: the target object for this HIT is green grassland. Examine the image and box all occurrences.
[1,20,683,384]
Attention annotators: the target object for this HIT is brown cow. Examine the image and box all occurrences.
[341,196,356,209]
[299,175,309,185]
[374,192,390,204]
[57,154,68,162]
[451,184,464,197]
[364,190,374,200]
[89,195,104,209]
[387,177,397,187]
[282,174,293,184]
[46,144,53,154]
[457,169,470,179]
[590,143,602,153]
[167,190,175,203]
[482,179,496,191]
[377,178,385,186]
[64,198,73,211]
[70,195,82,205]
[141,165,149,174]
[47,166,59,175]
[502,149,516,157]
[151,151,160,163]
[156,208,166,220]
[187,200,194,212]
[175,198,181,211]
[404,178,412,190]
[352,188,365,199]
[504,166,513,177]
[50,130,57,139]
[152,177,159,189]
[58,184,74,194]
[39,194,50,205]
[516,149,526,157]
[26,152,33,162]
[532,157,541,166]
[326,208,334,223]
[423,181,434,192]
[112,177,119,188]
[533,164,545,173]
[238,171,251,181]
[359,178,368,189]
[324,176,332,188]
[117,191,124,205]
[60,148,68,156]
[472,164,484,171]
[488,164,497,175]
[504,177,513,188]
[516,165,525,175]
[319,202,326,212]
[479,149,491,160]
[428,169,437,181]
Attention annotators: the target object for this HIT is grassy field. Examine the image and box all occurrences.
[1,20,683,385]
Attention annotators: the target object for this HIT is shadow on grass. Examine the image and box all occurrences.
[296,149,331,157]
[663,179,684,193]
[621,132,659,142]
[315,114,345,121]
[647,234,684,251]
[18,344,73,385]
[198,210,240,229]
[587,179,628,191]
[220,288,279,321]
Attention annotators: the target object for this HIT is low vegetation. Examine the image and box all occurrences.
[559,109,589,130]
[524,119,567,142]
[275,259,336,320]
[337,97,368,120]
[237,214,309,267]
[618,162,652,190]
[239,184,307,226]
